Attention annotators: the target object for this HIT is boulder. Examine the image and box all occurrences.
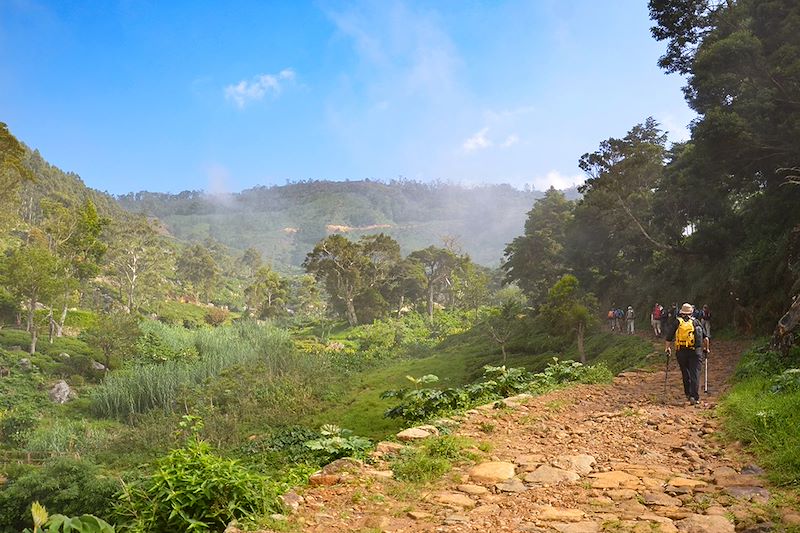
[18,358,32,371]
[49,380,76,404]
[91,360,107,371]
[468,461,516,483]
[58,352,70,359]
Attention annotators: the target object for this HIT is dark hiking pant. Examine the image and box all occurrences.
[676,348,701,400]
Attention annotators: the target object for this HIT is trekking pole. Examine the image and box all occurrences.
[704,350,709,393]
[664,348,671,404]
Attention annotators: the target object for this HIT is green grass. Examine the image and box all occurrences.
[301,324,640,440]
[719,343,800,486]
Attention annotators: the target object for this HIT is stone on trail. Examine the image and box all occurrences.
[468,461,516,483]
[434,492,476,509]
[550,521,601,533]
[588,470,640,488]
[724,486,770,502]
[495,478,527,493]
[538,506,585,522]
[552,454,596,475]
[667,477,707,488]
[675,514,735,533]
[375,441,405,455]
[396,427,432,441]
[407,511,432,520]
[523,464,580,484]
[642,491,683,507]
[457,484,489,495]
[321,457,363,475]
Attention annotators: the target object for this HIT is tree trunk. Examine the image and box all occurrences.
[47,308,55,344]
[577,322,586,364]
[26,295,36,332]
[345,298,358,327]
[501,343,507,363]
[427,284,435,322]
[56,301,68,337]
[29,326,38,355]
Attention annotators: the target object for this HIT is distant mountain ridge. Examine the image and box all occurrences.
[117,180,578,268]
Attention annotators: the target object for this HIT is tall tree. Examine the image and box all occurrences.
[0,243,64,354]
[539,275,598,363]
[176,244,220,302]
[408,246,459,321]
[244,266,288,318]
[303,235,367,326]
[106,216,173,313]
[502,188,575,304]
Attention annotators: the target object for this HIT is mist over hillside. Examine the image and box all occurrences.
[117,181,581,269]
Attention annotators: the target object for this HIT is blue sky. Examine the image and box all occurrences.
[0,0,694,195]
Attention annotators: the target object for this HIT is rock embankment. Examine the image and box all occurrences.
[284,340,797,532]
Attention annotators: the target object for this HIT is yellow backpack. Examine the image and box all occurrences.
[675,317,695,348]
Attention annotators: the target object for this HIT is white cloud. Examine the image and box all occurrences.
[502,134,519,147]
[463,128,492,152]
[224,68,296,109]
[530,170,584,190]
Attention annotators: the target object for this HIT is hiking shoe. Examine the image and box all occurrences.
[689,397,699,405]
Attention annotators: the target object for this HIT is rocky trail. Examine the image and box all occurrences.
[272,339,799,533]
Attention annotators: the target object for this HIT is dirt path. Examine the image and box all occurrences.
[280,339,797,532]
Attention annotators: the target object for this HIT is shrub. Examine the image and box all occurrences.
[0,458,119,533]
[390,448,451,483]
[303,425,371,464]
[0,406,38,446]
[115,438,281,533]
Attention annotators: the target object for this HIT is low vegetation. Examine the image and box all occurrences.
[719,343,800,486]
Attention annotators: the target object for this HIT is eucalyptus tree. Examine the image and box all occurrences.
[105,216,174,313]
[244,266,289,318]
[303,234,368,326]
[40,198,108,335]
[0,242,64,354]
[408,245,460,321]
[176,244,220,302]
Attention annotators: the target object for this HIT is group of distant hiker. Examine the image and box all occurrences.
[606,306,636,334]
[606,302,712,406]
[650,302,711,339]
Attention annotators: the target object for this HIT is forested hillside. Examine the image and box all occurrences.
[116,181,559,268]
[0,0,798,531]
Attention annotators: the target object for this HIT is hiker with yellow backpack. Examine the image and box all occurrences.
[664,303,710,405]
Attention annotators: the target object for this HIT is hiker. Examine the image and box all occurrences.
[651,303,663,337]
[665,303,710,405]
[626,305,635,334]
[607,308,616,332]
[659,304,669,337]
[614,307,624,332]
[701,304,711,338]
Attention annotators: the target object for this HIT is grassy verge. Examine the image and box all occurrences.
[719,342,800,487]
